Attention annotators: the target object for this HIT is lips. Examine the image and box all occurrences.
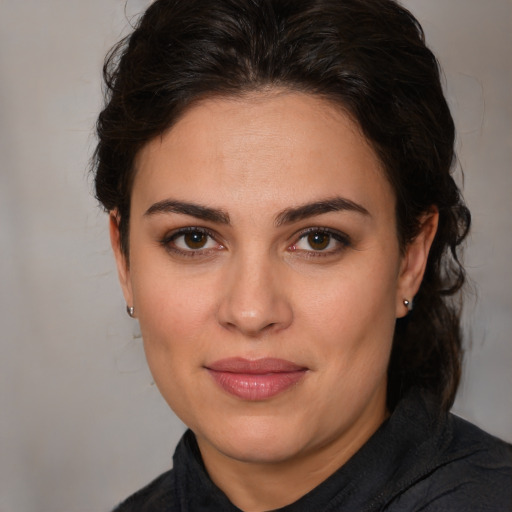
[205,357,307,401]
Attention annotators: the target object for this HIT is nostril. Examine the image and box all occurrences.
[215,266,294,336]
[220,318,281,338]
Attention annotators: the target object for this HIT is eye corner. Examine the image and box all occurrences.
[288,227,352,257]
[159,226,225,258]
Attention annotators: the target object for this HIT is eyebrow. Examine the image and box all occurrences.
[144,199,230,224]
[275,197,370,226]
[144,196,369,226]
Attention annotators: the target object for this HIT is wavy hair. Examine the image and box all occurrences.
[93,0,470,411]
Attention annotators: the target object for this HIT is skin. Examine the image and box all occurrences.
[110,91,438,512]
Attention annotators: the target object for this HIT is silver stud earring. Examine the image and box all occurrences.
[126,305,135,318]
[403,299,413,312]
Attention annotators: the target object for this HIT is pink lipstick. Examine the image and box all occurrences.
[206,357,307,400]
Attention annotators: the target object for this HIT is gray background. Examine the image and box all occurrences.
[0,1,510,511]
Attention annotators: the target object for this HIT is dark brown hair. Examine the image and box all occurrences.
[93,0,470,411]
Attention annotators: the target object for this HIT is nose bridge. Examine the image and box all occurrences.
[217,244,292,336]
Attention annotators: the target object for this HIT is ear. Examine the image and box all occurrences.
[396,208,439,318]
[109,211,135,315]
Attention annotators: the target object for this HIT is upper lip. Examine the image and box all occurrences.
[206,357,307,374]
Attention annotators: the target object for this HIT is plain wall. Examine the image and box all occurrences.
[0,1,510,511]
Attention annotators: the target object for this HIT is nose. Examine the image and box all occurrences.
[216,250,293,337]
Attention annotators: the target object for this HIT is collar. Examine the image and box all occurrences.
[172,389,447,511]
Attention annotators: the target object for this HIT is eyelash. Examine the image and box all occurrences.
[159,226,351,258]
[289,227,351,257]
[160,227,223,258]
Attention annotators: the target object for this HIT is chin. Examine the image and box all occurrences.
[197,414,316,464]
[219,437,306,465]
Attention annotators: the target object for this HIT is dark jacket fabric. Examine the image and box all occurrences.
[113,390,512,511]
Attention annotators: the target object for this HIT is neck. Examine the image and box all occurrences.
[195,397,388,511]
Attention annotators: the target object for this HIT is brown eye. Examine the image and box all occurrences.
[307,231,330,250]
[291,228,350,255]
[167,228,220,253]
[183,231,208,249]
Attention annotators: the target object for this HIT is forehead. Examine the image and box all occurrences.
[132,91,394,217]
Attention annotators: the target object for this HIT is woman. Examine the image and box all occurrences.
[93,0,512,510]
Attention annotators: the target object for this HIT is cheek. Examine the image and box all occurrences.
[130,239,217,325]
[301,257,398,324]
[136,276,216,346]
[129,257,220,381]
[133,273,217,421]
[296,257,399,367]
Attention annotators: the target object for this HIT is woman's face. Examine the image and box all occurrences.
[112,92,434,469]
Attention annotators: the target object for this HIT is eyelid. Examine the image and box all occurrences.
[290,227,351,254]
[160,226,224,256]
[159,225,351,258]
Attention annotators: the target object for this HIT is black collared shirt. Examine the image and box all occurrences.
[113,390,512,511]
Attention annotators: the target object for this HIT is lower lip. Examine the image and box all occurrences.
[208,370,306,400]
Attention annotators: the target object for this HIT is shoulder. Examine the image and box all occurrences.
[387,413,512,511]
[448,413,512,462]
[442,414,512,488]
[112,469,177,512]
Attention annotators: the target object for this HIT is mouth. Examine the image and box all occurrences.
[205,357,308,401]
